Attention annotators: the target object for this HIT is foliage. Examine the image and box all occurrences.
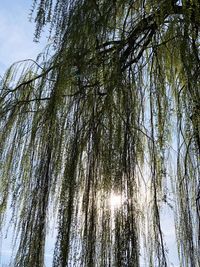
[0,0,200,266]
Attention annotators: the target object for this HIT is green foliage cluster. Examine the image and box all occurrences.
[0,0,200,266]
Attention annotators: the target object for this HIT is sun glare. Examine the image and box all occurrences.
[110,193,122,210]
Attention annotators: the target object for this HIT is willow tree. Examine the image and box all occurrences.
[0,0,200,266]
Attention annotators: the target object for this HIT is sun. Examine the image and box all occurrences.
[109,192,122,210]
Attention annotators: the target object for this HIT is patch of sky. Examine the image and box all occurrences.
[0,0,49,75]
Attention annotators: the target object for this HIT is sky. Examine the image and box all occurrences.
[0,0,46,75]
[0,1,180,266]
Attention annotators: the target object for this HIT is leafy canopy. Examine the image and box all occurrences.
[0,0,200,266]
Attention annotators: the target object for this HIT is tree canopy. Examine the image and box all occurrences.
[0,0,200,266]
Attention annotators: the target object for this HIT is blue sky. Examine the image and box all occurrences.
[0,1,180,266]
[0,0,46,75]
